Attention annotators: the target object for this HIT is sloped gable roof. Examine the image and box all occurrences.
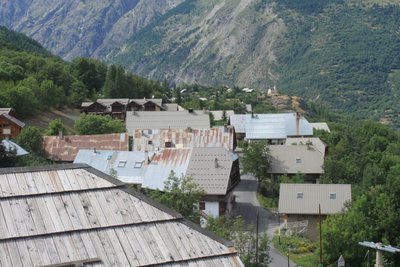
[269,143,325,175]
[142,147,238,195]
[132,126,236,152]
[230,113,313,138]
[43,133,129,162]
[0,164,243,266]
[126,111,210,134]
[278,183,351,215]
[0,113,25,128]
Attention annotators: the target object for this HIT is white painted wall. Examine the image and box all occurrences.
[204,201,219,217]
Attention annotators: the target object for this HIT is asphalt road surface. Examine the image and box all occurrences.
[233,174,296,267]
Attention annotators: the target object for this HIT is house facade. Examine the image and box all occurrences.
[278,183,351,241]
[81,98,179,120]
[269,137,326,182]
[141,147,241,218]
[0,108,25,139]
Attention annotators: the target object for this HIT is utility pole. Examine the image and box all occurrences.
[319,204,323,266]
[256,209,259,265]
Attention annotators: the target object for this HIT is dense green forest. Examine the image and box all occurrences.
[0,27,168,118]
[276,2,400,127]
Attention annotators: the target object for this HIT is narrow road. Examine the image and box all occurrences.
[233,174,296,267]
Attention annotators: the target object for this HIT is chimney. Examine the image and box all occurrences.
[224,124,228,132]
[93,147,97,155]
[58,130,64,140]
[215,158,219,168]
[188,108,194,113]
[203,107,207,114]
[144,150,150,164]
[296,112,301,136]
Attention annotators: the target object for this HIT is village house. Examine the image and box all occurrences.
[278,183,351,241]
[229,112,313,142]
[42,132,129,162]
[0,164,244,266]
[126,109,211,134]
[81,98,182,119]
[0,108,25,139]
[269,137,327,182]
[141,147,241,219]
[131,126,236,152]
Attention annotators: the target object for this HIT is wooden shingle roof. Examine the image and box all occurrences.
[0,164,243,266]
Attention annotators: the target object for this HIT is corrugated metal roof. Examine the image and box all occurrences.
[0,164,244,266]
[278,183,351,215]
[43,133,129,161]
[311,122,331,133]
[132,126,235,152]
[126,110,210,134]
[142,148,193,190]
[1,139,29,156]
[285,137,327,155]
[74,149,153,184]
[269,143,324,174]
[230,113,313,139]
[142,147,238,195]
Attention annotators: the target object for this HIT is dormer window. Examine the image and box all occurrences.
[297,192,303,199]
[296,158,302,163]
[330,193,336,199]
[118,160,127,168]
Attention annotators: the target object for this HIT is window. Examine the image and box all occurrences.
[134,162,143,168]
[296,158,302,163]
[199,201,205,210]
[330,193,336,199]
[297,192,303,199]
[117,160,127,168]
[148,140,153,145]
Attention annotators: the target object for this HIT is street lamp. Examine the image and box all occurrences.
[274,211,281,244]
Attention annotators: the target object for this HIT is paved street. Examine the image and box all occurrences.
[233,174,296,267]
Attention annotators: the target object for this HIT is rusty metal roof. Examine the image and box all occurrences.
[132,126,236,152]
[43,133,129,162]
[142,147,238,195]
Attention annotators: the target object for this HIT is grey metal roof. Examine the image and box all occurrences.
[311,122,331,133]
[230,113,313,139]
[0,164,244,266]
[142,147,238,195]
[132,126,236,152]
[1,139,29,156]
[279,183,351,215]
[74,149,154,184]
[285,137,327,156]
[126,110,210,134]
[269,141,325,175]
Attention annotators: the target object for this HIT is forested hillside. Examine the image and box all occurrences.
[0,27,168,118]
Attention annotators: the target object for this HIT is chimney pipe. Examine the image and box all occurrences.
[296,112,301,136]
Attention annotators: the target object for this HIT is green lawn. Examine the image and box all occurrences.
[272,235,319,267]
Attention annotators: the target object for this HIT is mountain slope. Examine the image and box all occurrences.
[0,0,184,60]
[110,0,285,90]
